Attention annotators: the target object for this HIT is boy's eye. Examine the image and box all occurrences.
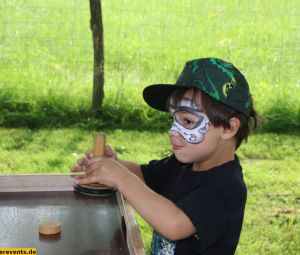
[183,118,195,127]
[183,118,192,125]
[173,111,199,129]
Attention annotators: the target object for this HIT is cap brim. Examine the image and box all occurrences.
[143,84,188,112]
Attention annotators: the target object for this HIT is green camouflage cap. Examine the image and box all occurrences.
[143,57,252,117]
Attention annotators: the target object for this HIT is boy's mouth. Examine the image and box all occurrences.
[172,143,184,150]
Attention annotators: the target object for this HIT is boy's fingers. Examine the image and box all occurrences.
[85,156,104,168]
[105,145,117,159]
[70,166,82,172]
[77,158,86,166]
[86,161,102,174]
[75,175,98,185]
[85,149,94,159]
[105,145,113,156]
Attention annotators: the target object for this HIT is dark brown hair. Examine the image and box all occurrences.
[168,88,259,149]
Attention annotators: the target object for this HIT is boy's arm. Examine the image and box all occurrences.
[74,155,195,241]
[105,145,145,182]
[116,158,145,182]
[117,169,196,241]
[115,159,194,240]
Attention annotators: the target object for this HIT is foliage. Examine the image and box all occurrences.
[0,0,299,131]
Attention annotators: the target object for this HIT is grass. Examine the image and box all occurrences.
[0,0,299,131]
[0,128,299,254]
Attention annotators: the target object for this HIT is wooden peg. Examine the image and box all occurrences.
[73,132,115,194]
[93,133,106,157]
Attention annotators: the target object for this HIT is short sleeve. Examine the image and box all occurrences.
[177,185,229,252]
[140,155,177,193]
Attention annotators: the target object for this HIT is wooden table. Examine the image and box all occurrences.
[0,174,145,255]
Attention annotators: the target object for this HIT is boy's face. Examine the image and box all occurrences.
[169,90,225,167]
[169,97,211,144]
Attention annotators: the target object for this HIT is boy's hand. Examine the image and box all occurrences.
[74,156,127,189]
[70,149,93,173]
[70,145,124,188]
[70,145,117,173]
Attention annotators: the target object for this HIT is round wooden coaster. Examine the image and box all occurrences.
[79,183,111,190]
[73,183,116,196]
[39,220,61,235]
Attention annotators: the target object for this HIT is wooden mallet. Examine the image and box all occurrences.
[73,133,116,196]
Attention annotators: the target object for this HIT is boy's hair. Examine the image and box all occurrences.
[169,88,259,149]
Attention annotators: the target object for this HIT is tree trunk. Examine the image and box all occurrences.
[89,0,104,117]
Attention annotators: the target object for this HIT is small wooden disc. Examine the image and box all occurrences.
[39,220,61,235]
[73,183,116,196]
[79,183,110,190]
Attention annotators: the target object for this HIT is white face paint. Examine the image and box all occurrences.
[169,97,210,144]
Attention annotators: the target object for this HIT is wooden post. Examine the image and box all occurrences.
[89,0,104,117]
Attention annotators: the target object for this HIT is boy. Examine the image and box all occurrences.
[72,57,259,255]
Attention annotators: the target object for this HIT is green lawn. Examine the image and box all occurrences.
[0,0,299,131]
[0,128,299,254]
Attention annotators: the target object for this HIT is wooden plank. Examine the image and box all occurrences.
[0,174,145,255]
[0,174,74,192]
[0,190,128,254]
[117,192,146,255]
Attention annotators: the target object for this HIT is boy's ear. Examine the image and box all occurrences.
[221,117,240,139]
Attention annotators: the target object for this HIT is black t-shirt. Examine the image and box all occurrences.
[141,154,247,255]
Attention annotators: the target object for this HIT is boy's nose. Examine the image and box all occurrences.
[169,131,184,144]
[169,130,180,137]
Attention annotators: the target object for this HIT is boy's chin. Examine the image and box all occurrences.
[174,153,193,164]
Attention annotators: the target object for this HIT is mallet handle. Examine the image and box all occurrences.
[93,133,106,157]
[90,132,109,188]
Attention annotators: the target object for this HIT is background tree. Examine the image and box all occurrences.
[89,0,104,117]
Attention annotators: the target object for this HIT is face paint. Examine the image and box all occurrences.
[169,97,210,144]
